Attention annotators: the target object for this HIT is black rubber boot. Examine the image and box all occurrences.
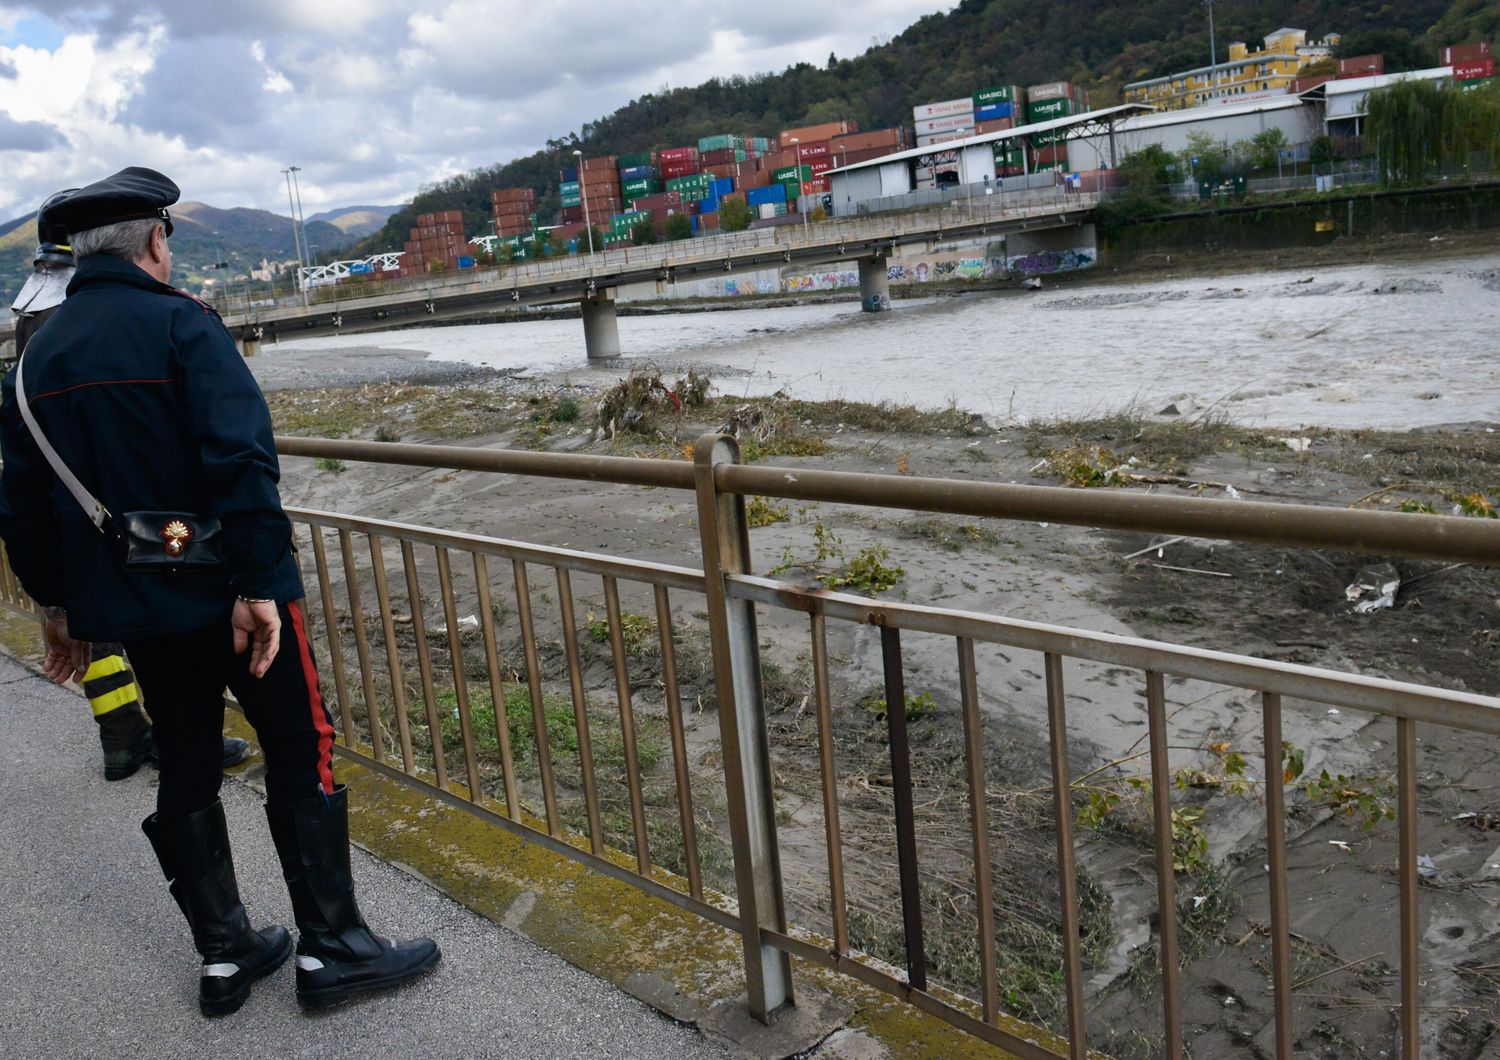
[142,801,293,1016]
[148,732,253,771]
[266,785,440,1010]
[98,704,152,781]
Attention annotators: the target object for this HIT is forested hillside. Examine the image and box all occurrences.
[359,0,1488,252]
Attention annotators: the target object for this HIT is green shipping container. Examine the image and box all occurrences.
[697,134,745,153]
[1027,97,1073,122]
[771,165,812,183]
[560,180,580,195]
[622,178,662,197]
[1458,76,1498,92]
[618,151,654,168]
[974,85,1019,106]
[561,194,581,207]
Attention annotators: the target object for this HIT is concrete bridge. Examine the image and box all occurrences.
[222,186,1103,360]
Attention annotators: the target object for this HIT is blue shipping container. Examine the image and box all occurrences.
[975,102,1014,121]
[711,177,735,197]
[699,199,719,214]
[620,165,656,180]
[457,256,475,269]
[561,166,578,181]
[745,184,787,206]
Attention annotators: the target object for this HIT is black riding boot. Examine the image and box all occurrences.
[142,801,293,1016]
[266,785,440,1010]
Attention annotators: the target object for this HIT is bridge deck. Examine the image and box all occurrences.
[223,188,1100,343]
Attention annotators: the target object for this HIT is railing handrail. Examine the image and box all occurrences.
[276,434,1500,566]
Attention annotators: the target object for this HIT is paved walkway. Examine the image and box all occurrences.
[0,653,727,1059]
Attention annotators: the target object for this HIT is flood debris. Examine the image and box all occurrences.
[1345,563,1402,614]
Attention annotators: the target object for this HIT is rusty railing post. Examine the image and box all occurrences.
[694,433,793,1020]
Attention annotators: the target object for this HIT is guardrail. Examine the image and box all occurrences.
[8,434,1495,1058]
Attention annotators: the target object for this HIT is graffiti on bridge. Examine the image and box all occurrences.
[1005,248,1096,276]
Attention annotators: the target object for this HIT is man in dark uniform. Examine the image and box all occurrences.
[0,167,439,1016]
[11,189,250,781]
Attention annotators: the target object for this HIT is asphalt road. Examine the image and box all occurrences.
[0,652,726,1059]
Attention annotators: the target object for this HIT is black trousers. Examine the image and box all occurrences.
[124,601,336,815]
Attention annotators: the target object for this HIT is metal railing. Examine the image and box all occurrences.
[5,434,1497,1058]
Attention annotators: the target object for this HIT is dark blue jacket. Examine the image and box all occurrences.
[0,254,302,641]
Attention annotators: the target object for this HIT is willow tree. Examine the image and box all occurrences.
[1367,78,1500,185]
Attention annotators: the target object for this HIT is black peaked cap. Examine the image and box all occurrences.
[49,166,180,238]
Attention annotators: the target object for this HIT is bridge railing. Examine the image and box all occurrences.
[221,190,1101,320]
[177,435,1496,1059]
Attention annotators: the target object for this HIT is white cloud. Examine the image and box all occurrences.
[0,1,955,219]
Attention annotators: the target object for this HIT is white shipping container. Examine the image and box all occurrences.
[758,203,778,220]
[1027,81,1073,102]
[916,113,976,135]
[912,97,975,121]
[917,131,970,147]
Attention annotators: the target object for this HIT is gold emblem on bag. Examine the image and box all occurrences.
[160,519,193,557]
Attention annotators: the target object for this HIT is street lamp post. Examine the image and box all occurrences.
[573,149,595,262]
[281,167,308,306]
[290,166,311,297]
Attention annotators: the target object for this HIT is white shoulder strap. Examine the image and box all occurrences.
[14,351,112,531]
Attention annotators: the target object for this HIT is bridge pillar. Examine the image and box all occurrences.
[858,256,891,312]
[582,289,621,360]
[237,335,261,358]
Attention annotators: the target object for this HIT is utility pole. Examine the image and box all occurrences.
[281,168,308,306]
[1203,0,1218,92]
[290,165,311,276]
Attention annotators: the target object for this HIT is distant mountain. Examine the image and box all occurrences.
[0,200,364,305]
[306,204,401,238]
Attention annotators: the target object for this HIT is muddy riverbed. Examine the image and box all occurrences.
[255,259,1500,1057]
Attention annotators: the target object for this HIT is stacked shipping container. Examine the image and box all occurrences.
[492,188,535,238]
[399,210,472,278]
[1447,42,1496,91]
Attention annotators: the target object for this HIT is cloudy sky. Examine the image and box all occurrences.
[0,1,954,221]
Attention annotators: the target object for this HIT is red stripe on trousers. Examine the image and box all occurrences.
[288,601,336,794]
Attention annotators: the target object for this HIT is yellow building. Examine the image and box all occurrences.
[1124,28,1340,111]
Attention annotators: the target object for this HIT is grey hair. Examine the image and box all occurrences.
[69,218,161,261]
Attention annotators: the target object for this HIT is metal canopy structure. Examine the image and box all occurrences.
[827,103,1156,175]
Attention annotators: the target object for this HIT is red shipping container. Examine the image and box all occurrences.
[830,146,897,167]
[1336,54,1384,78]
[779,121,856,144]
[701,148,740,165]
[580,155,618,171]
[831,128,905,152]
[658,146,698,162]
[698,212,720,231]
[492,188,535,204]
[1441,42,1492,65]
[703,165,737,180]
[736,170,771,189]
[808,158,833,176]
[1030,145,1069,166]
[1289,75,1332,94]
[1454,58,1495,80]
[976,118,1016,134]
[660,160,700,179]
[794,140,830,158]
[800,177,829,195]
[632,191,683,212]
